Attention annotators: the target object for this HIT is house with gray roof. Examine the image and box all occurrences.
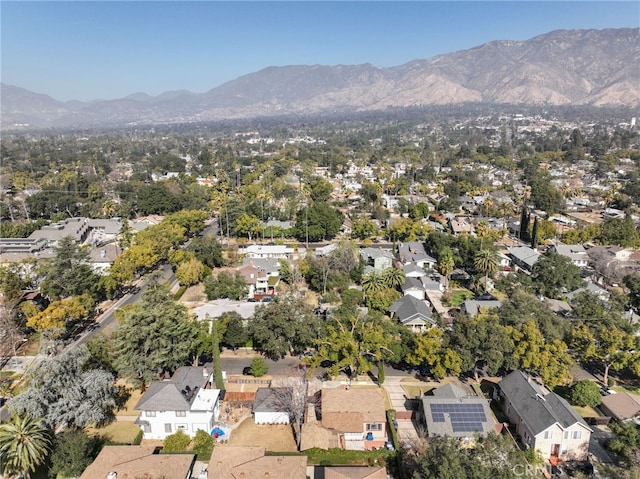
[549,243,589,268]
[388,295,436,332]
[403,263,427,278]
[360,247,394,272]
[460,298,503,317]
[398,242,436,269]
[402,277,426,300]
[508,246,541,272]
[253,387,291,425]
[135,365,221,440]
[499,370,592,463]
[420,383,495,439]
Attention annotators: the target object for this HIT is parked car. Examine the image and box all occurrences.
[261,296,273,303]
[242,366,252,376]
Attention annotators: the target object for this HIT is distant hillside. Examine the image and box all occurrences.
[2,28,638,130]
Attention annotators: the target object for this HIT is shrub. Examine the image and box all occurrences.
[163,430,191,452]
[192,429,215,459]
[132,429,143,445]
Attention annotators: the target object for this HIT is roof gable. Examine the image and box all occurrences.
[500,370,591,436]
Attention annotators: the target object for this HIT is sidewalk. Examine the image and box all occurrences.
[220,347,258,358]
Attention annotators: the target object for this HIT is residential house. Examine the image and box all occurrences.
[360,247,394,272]
[549,243,589,268]
[499,370,592,463]
[388,295,436,332]
[208,446,307,479]
[448,216,475,236]
[321,386,387,450]
[460,292,503,317]
[402,277,426,300]
[599,392,640,423]
[508,246,541,273]
[253,387,291,425]
[398,242,437,269]
[237,258,280,299]
[420,383,496,439]
[80,445,195,479]
[403,263,427,279]
[87,243,121,274]
[134,365,221,440]
[421,271,446,292]
[241,244,294,259]
[566,281,610,302]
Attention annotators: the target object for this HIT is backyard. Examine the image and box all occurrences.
[228,417,297,452]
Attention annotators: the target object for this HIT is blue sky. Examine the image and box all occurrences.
[2,1,638,102]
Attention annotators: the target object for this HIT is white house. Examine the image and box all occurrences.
[253,387,291,425]
[241,244,294,259]
[499,370,592,464]
[549,243,589,268]
[135,365,221,440]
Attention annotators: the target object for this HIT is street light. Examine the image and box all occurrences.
[12,337,27,368]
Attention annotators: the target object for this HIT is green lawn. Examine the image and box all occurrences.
[402,384,434,398]
[450,289,474,306]
[302,447,393,466]
[573,405,599,418]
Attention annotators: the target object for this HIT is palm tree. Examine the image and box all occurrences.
[436,250,455,289]
[382,267,406,289]
[476,221,491,250]
[361,271,386,296]
[474,249,499,292]
[0,415,51,479]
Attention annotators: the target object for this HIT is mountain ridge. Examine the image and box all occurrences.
[2,28,638,130]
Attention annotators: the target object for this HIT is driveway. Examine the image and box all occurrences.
[383,377,419,444]
[589,425,615,464]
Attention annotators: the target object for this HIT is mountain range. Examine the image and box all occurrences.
[2,28,639,131]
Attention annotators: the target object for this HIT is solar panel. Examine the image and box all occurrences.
[429,403,487,432]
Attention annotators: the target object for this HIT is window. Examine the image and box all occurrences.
[176,411,186,417]
[164,424,172,433]
[145,411,156,417]
[564,431,569,440]
[544,431,552,440]
[142,424,151,433]
[572,431,582,440]
[366,423,382,431]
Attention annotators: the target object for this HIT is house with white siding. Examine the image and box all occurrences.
[499,370,592,464]
[134,365,221,440]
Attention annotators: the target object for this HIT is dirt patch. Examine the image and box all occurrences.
[181,284,206,303]
[229,417,297,452]
[87,421,141,444]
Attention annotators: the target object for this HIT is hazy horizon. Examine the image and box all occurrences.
[2,1,638,102]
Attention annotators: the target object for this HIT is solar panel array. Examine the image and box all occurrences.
[429,403,487,433]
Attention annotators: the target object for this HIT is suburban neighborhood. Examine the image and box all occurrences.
[1,106,639,479]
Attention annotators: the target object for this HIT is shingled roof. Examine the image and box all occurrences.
[135,365,211,412]
[499,370,591,436]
